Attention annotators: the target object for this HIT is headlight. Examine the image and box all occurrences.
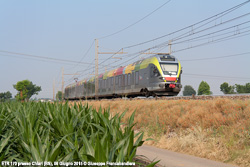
[159,77,164,80]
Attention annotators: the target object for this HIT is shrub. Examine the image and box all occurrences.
[183,85,196,96]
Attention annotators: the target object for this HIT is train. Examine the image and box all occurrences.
[64,54,182,100]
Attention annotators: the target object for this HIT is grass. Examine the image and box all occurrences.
[0,101,157,166]
[82,98,250,167]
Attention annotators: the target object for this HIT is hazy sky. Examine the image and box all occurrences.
[0,0,249,99]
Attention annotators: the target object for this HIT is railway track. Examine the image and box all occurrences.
[70,93,250,101]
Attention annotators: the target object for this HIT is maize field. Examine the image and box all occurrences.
[0,102,157,166]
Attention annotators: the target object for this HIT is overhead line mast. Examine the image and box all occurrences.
[95,39,99,100]
[94,39,127,99]
[62,67,64,100]
[61,67,80,100]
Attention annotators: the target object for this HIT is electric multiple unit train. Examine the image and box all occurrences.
[64,54,182,100]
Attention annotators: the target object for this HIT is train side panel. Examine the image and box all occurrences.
[65,54,182,99]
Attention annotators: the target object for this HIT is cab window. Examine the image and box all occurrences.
[151,66,160,77]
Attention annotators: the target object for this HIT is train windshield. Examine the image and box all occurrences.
[160,63,178,75]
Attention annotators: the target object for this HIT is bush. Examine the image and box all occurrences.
[183,85,196,96]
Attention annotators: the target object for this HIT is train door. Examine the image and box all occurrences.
[143,71,150,88]
[115,76,119,94]
[124,74,128,93]
[131,72,135,91]
[127,73,131,91]
[110,77,114,94]
[150,64,160,84]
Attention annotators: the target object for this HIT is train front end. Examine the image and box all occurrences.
[153,54,182,96]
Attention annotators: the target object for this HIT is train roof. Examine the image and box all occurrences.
[65,54,179,88]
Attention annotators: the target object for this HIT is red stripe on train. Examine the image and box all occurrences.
[165,77,176,81]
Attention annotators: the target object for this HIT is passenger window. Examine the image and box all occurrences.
[122,75,125,86]
[99,80,102,89]
[131,73,134,84]
[116,76,118,85]
[128,74,131,86]
[125,75,127,86]
[135,71,139,85]
[119,76,121,87]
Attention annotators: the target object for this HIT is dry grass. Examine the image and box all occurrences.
[72,98,250,167]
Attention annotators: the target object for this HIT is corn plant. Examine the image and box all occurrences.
[0,102,158,166]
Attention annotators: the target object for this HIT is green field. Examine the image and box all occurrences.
[0,102,157,166]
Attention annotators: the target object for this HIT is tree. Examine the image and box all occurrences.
[13,80,41,101]
[183,85,196,96]
[0,91,12,102]
[220,82,235,94]
[235,83,250,93]
[5,91,12,99]
[56,91,63,101]
[198,81,211,95]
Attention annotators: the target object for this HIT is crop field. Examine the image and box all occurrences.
[0,102,158,166]
[80,98,250,167]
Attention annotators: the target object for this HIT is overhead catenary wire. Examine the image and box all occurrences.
[172,12,250,42]
[64,55,121,84]
[63,53,119,84]
[65,1,250,86]
[173,30,250,53]
[66,40,95,70]
[98,0,172,40]
[95,36,250,79]
[68,22,248,81]
[180,51,250,61]
[123,0,250,49]
[68,50,142,82]
[124,20,250,56]
[0,50,109,67]
[183,73,250,80]
[152,30,250,54]
[95,1,250,76]
[93,27,250,82]
[147,13,250,50]
[100,12,250,67]
[64,59,96,84]
[171,21,250,45]
[65,37,250,86]
[173,25,250,45]
[0,53,83,66]
[98,48,123,66]
[149,26,250,54]
[171,4,250,41]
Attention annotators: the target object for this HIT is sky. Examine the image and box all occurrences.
[0,0,250,99]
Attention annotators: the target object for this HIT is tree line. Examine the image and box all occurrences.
[0,79,64,102]
[183,81,250,96]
